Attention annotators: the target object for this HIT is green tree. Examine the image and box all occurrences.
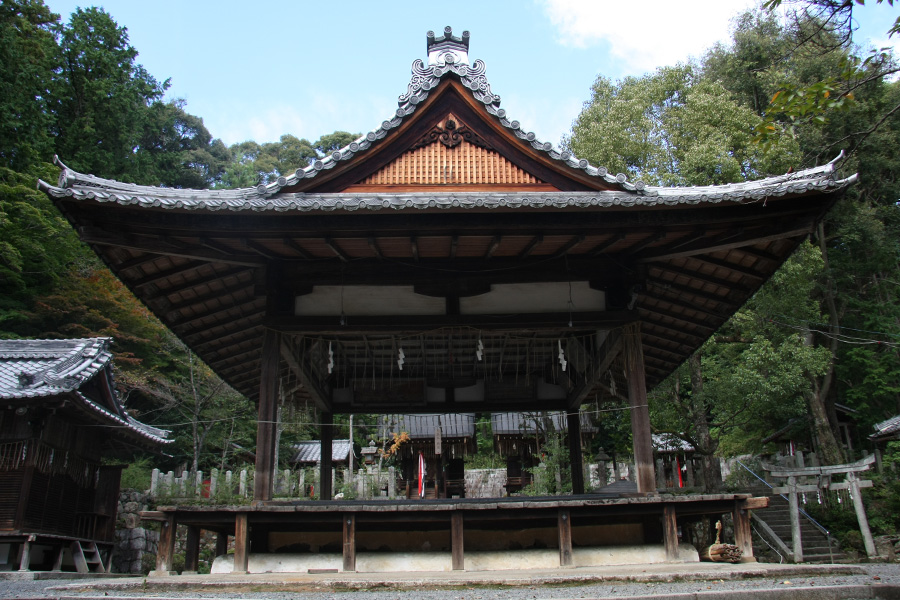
[54,7,168,181]
[0,1,60,170]
[136,100,230,188]
[566,65,799,187]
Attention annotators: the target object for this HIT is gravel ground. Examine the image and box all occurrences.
[1,563,899,600]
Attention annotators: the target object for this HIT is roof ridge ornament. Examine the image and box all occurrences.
[427,26,469,66]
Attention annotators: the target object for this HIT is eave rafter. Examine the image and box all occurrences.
[79,226,264,267]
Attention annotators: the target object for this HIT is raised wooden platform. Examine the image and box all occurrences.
[143,493,768,573]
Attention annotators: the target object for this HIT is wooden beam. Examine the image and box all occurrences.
[117,253,162,272]
[244,238,284,259]
[367,236,383,260]
[164,288,256,315]
[171,297,265,329]
[624,230,665,255]
[641,318,708,344]
[184,525,201,573]
[651,263,750,294]
[589,232,626,256]
[451,512,464,571]
[567,334,623,409]
[556,234,586,257]
[280,340,332,412]
[142,267,255,302]
[267,310,638,334]
[635,225,811,263]
[342,513,356,572]
[694,254,766,280]
[558,509,573,567]
[128,261,209,289]
[623,322,656,494]
[450,234,458,259]
[233,513,249,574]
[484,235,501,259]
[154,513,176,574]
[176,307,266,337]
[79,227,265,267]
[253,329,281,502]
[325,236,350,262]
[732,501,755,562]
[283,237,314,260]
[663,505,679,561]
[637,289,730,320]
[639,303,717,333]
[519,234,544,259]
[181,317,262,345]
[645,278,731,307]
[411,236,420,262]
[280,255,625,287]
[200,237,237,256]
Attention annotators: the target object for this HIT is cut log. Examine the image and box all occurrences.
[701,543,742,563]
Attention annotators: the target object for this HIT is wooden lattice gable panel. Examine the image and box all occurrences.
[353,114,549,190]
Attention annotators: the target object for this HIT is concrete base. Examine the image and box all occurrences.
[211,544,699,574]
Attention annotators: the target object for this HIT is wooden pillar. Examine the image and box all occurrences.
[52,544,65,571]
[451,511,464,571]
[623,322,656,494]
[254,328,281,502]
[18,538,32,571]
[663,505,679,561]
[233,513,250,574]
[847,471,877,558]
[154,514,176,575]
[182,525,201,573]
[732,501,756,563]
[215,532,229,557]
[342,513,356,572]
[786,475,803,563]
[566,412,585,494]
[557,509,573,567]
[320,412,334,500]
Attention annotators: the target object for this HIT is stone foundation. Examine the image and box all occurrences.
[112,490,158,574]
[211,544,699,574]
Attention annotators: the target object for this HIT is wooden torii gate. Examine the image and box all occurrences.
[765,454,876,562]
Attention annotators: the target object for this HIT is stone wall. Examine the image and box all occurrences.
[112,489,158,574]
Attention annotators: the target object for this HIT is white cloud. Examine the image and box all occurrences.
[539,0,756,74]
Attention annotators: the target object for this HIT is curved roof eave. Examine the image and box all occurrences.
[38,158,856,214]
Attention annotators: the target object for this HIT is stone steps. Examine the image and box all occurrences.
[750,490,846,563]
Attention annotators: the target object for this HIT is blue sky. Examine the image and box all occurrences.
[45,0,899,149]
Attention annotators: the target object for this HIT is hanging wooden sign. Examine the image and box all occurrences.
[435,427,442,455]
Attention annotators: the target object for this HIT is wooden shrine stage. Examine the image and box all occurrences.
[144,493,767,574]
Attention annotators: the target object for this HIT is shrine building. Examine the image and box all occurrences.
[38,27,855,573]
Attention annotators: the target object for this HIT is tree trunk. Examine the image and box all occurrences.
[809,223,846,465]
[689,353,723,492]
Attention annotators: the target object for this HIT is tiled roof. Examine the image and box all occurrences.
[0,338,170,444]
[291,439,352,464]
[0,337,112,398]
[491,411,596,435]
[380,414,475,439]
[36,25,855,211]
[871,415,900,440]
[38,158,855,213]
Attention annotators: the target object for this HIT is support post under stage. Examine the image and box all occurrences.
[624,322,656,494]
